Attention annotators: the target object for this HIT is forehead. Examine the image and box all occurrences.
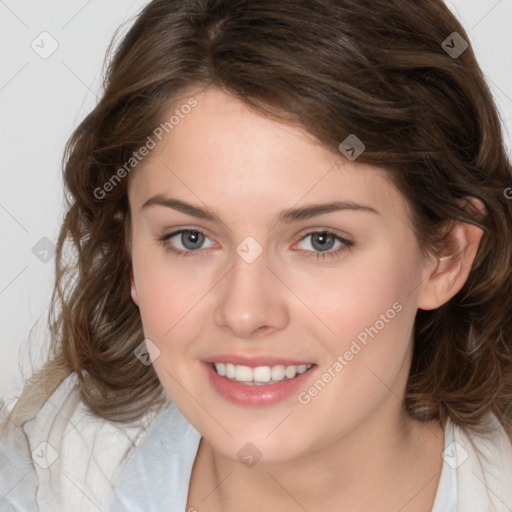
[128,87,408,224]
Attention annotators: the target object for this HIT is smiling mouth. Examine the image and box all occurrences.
[210,362,314,385]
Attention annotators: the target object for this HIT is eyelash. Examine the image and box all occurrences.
[158,229,354,260]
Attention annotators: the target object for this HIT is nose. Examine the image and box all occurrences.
[213,247,289,339]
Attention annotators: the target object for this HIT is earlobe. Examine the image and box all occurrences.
[130,268,139,306]
[417,200,485,311]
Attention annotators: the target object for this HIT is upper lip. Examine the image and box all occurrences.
[203,354,315,367]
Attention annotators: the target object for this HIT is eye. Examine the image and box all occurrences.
[158,228,215,256]
[158,228,353,260]
[294,230,353,260]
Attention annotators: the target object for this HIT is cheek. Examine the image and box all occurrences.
[131,244,219,359]
[131,242,184,333]
[292,245,420,405]
[285,242,419,355]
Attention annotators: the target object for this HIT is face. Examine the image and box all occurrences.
[128,86,437,464]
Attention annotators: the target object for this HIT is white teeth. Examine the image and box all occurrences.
[253,366,271,382]
[235,365,253,382]
[285,366,297,379]
[213,362,312,384]
[226,363,236,379]
[270,365,286,381]
[216,362,226,377]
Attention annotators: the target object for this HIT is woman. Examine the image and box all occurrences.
[2,0,511,510]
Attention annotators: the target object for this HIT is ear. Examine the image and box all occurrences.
[417,198,486,311]
[130,267,139,306]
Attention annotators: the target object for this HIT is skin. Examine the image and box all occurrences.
[128,86,484,511]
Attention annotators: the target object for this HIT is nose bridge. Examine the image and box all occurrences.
[213,238,288,338]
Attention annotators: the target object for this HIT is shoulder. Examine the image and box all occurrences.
[109,400,202,512]
[453,413,512,511]
[4,372,166,512]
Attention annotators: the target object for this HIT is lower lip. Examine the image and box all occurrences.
[201,362,316,407]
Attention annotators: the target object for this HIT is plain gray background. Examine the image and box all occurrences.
[1,0,511,409]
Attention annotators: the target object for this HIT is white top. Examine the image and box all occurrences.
[1,372,512,511]
[109,399,459,512]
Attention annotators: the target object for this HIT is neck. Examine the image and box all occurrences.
[199,403,444,512]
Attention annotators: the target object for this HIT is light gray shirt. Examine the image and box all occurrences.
[109,401,457,512]
[3,372,511,511]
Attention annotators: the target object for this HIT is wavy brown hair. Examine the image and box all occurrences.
[4,0,512,437]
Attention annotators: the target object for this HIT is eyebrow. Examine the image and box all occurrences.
[141,195,379,223]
